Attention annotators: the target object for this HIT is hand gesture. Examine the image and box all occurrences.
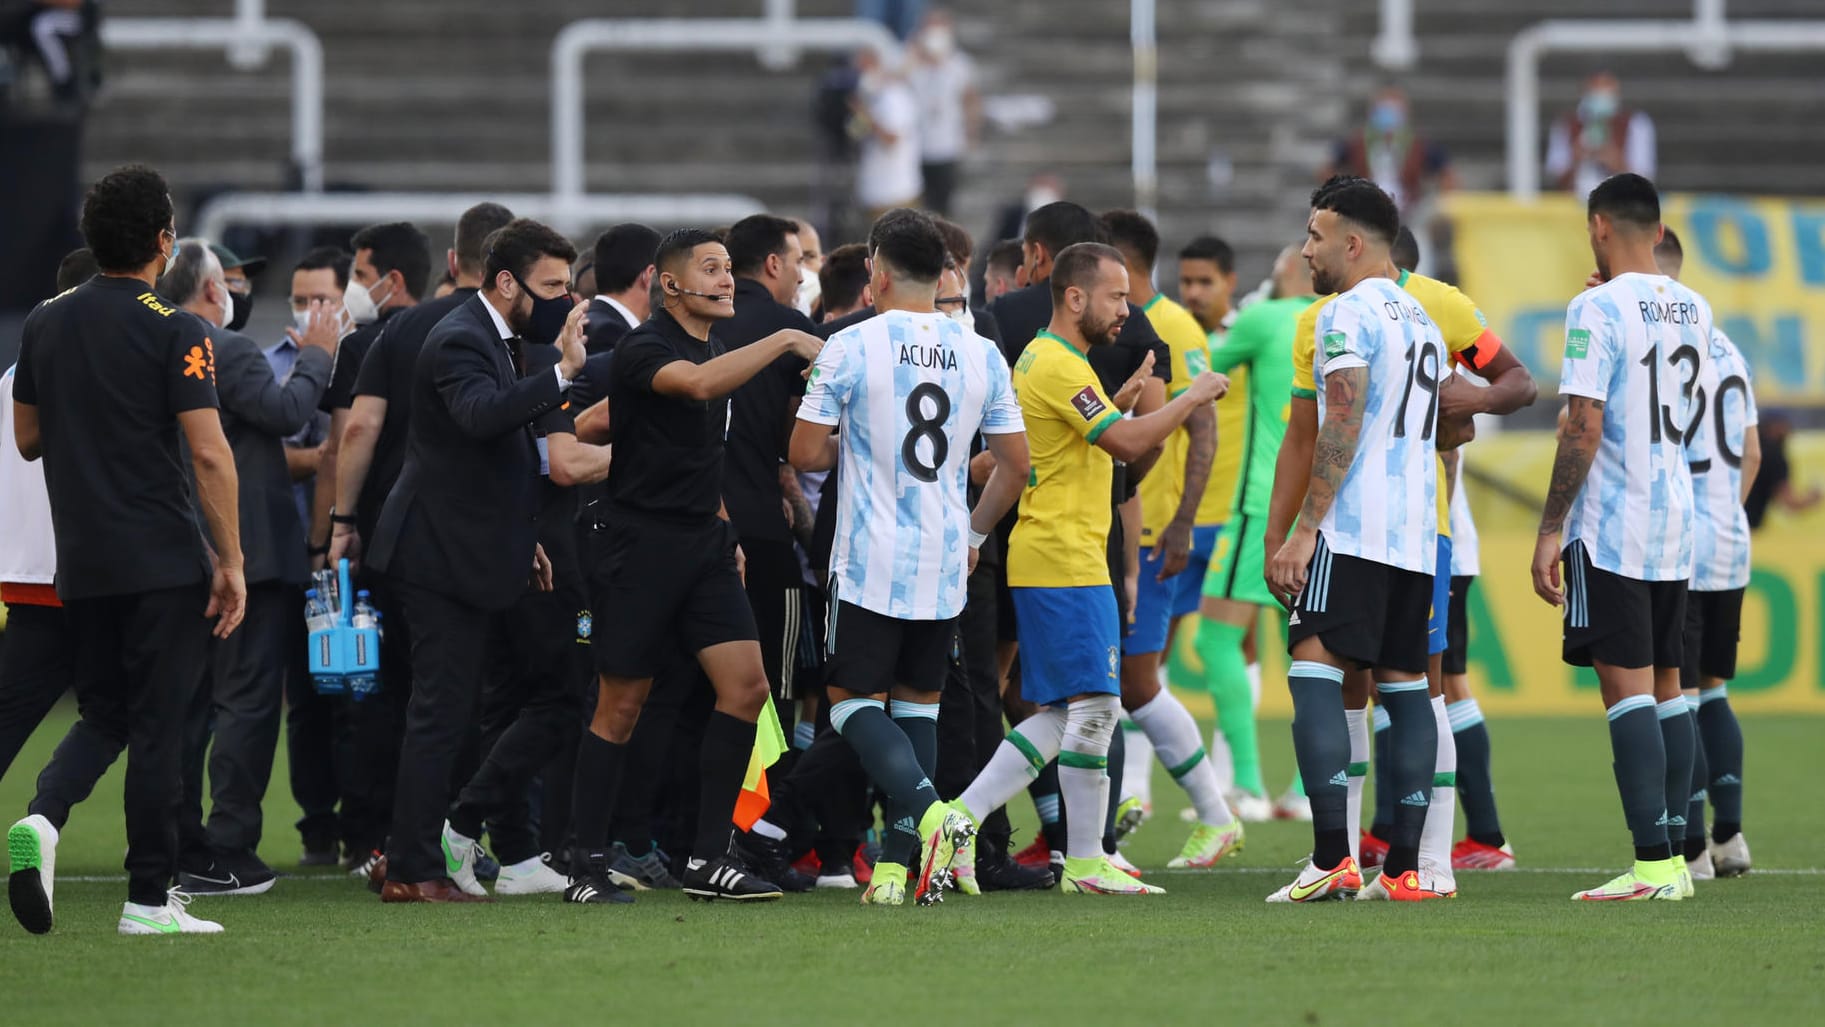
[557,301,589,379]
[286,299,343,354]
[1113,351,1155,412]
[778,329,825,363]
[1187,370,1230,404]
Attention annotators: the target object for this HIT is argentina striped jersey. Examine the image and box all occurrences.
[1558,273,1710,582]
[1688,327,1757,591]
[799,309,1023,620]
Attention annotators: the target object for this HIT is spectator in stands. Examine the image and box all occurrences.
[851,46,922,219]
[983,238,1022,301]
[1745,412,1823,531]
[818,243,872,322]
[908,8,979,217]
[584,222,662,355]
[160,239,336,896]
[1547,71,1657,198]
[1321,84,1454,219]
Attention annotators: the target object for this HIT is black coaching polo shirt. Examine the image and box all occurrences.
[604,308,729,523]
[13,275,220,600]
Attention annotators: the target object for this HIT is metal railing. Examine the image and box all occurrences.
[1506,0,1825,198]
[1373,0,1417,70]
[1130,0,1157,219]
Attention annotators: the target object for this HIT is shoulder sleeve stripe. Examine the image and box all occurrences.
[1085,409,1123,445]
[1291,386,1317,400]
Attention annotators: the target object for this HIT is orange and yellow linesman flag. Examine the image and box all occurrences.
[732,697,789,830]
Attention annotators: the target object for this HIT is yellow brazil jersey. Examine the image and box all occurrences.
[1136,294,1212,542]
[1292,269,1498,540]
[1194,309,1247,527]
[1008,332,1124,588]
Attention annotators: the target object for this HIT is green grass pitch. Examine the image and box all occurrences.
[1,707,1821,1025]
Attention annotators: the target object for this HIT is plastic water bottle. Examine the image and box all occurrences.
[347,590,381,700]
[304,589,335,633]
[351,590,377,629]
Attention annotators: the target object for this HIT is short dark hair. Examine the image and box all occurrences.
[819,243,871,313]
[295,246,351,290]
[1050,242,1125,307]
[79,164,174,273]
[56,248,99,292]
[454,202,514,276]
[725,214,800,278]
[1392,225,1421,273]
[1588,172,1660,227]
[1310,175,1400,245]
[1656,226,1683,260]
[934,218,974,267]
[986,238,1023,277]
[867,208,947,284]
[483,218,579,288]
[157,239,218,306]
[351,221,433,298]
[593,222,663,294]
[1178,235,1235,275]
[1100,209,1160,270]
[655,227,724,276]
[1023,201,1102,260]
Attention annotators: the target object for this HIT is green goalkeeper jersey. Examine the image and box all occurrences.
[1208,295,1314,520]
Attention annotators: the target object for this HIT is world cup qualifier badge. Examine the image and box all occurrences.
[575,610,592,645]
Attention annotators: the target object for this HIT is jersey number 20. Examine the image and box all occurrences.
[903,382,952,482]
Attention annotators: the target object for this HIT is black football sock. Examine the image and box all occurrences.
[1288,663,1351,870]
[1448,699,1505,848]
[568,731,626,865]
[1370,705,1394,838]
[1685,707,1709,859]
[1376,681,1437,877]
[1696,688,1744,840]
[693,712,756,862]
[1101,726,1125,853]
[1030,762,1065,852]
[833,699,939,867]
[1607,696,1672,862]
[1657,700,1695,853]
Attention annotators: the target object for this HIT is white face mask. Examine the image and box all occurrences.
[212,279,234,329]
[945,301,970,323]
[292,308,315,335]
[342,276,392,326]
[795,275,821,316]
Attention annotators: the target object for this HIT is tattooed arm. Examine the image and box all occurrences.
[1266,366,1368,601]
[1531,395,1604,605]
[1155,402,1215,579]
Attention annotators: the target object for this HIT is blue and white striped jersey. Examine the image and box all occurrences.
[799,309,1024,620]
[1558,273,1711,582]
[1689,327,1758,592]
[1312,276,1442,575]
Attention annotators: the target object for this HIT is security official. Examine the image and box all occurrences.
[583,222,661,354]
[563,228,822,905]
[364,218,588,903]
[8,164,246,936]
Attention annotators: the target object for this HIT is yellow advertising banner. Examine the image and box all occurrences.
[1443,191,1825,403]
[1169,527,1825,715]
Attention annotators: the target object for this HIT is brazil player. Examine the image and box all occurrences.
[1098,211,1243,869]
[1263,178,1447,903]
[1532,173,1709,902]
[1193,244,1315,821]
[1657,229,1757,879]
[947,243,1228,895]
[789,209,1030,907]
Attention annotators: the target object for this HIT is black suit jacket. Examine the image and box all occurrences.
[197,323,333,586]
[817,303,1002,349]
[584,298,636,355]
[366,294,565,610]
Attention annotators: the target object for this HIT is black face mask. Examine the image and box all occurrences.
[512,273,572,347]
[226,289,254,332]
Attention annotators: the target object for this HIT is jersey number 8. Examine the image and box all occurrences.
[902,382,952,482]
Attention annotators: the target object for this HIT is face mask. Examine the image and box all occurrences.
[226,288,253,332]
[343,276,391,325]
[292,308,314,335]
[1579,90,1619,121]
[922,26,954,59]
[795,275,821,317]
[212,280,234,329]
[1368,100,1405,134]
[945,301,970,323]
[513,274,574,347]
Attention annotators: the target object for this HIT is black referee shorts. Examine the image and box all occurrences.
[1443,575,1475,676]
[1561,541,1686,670]
[823,596,957,696]
[588,513,757,680]
[1286,533,1432,675]
[1681,587,1745,689]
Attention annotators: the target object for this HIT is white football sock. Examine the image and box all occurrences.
[1420,694,1458,869]
[959,707,1066,823]
[1120,719,1155,805]
[1208,727,1236,794]
[1059,695,1119,860]
[1132,689,1234,825]
[1345,705,1370,865]
[1246,662,1262,709]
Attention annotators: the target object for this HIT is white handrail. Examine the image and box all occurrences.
[1373,0,1418,69]
[550,18,899,203]
[1506,14,1825,198]
[100,17,325,193]
[1131,0,1157,220]
[193,191,768,243]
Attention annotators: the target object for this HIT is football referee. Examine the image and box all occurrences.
[564,228,823,904]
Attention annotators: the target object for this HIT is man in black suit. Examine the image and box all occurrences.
[325,201,514,871]
[583,222,661,355]
[366,218,588,903]
[155,240,340,896]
